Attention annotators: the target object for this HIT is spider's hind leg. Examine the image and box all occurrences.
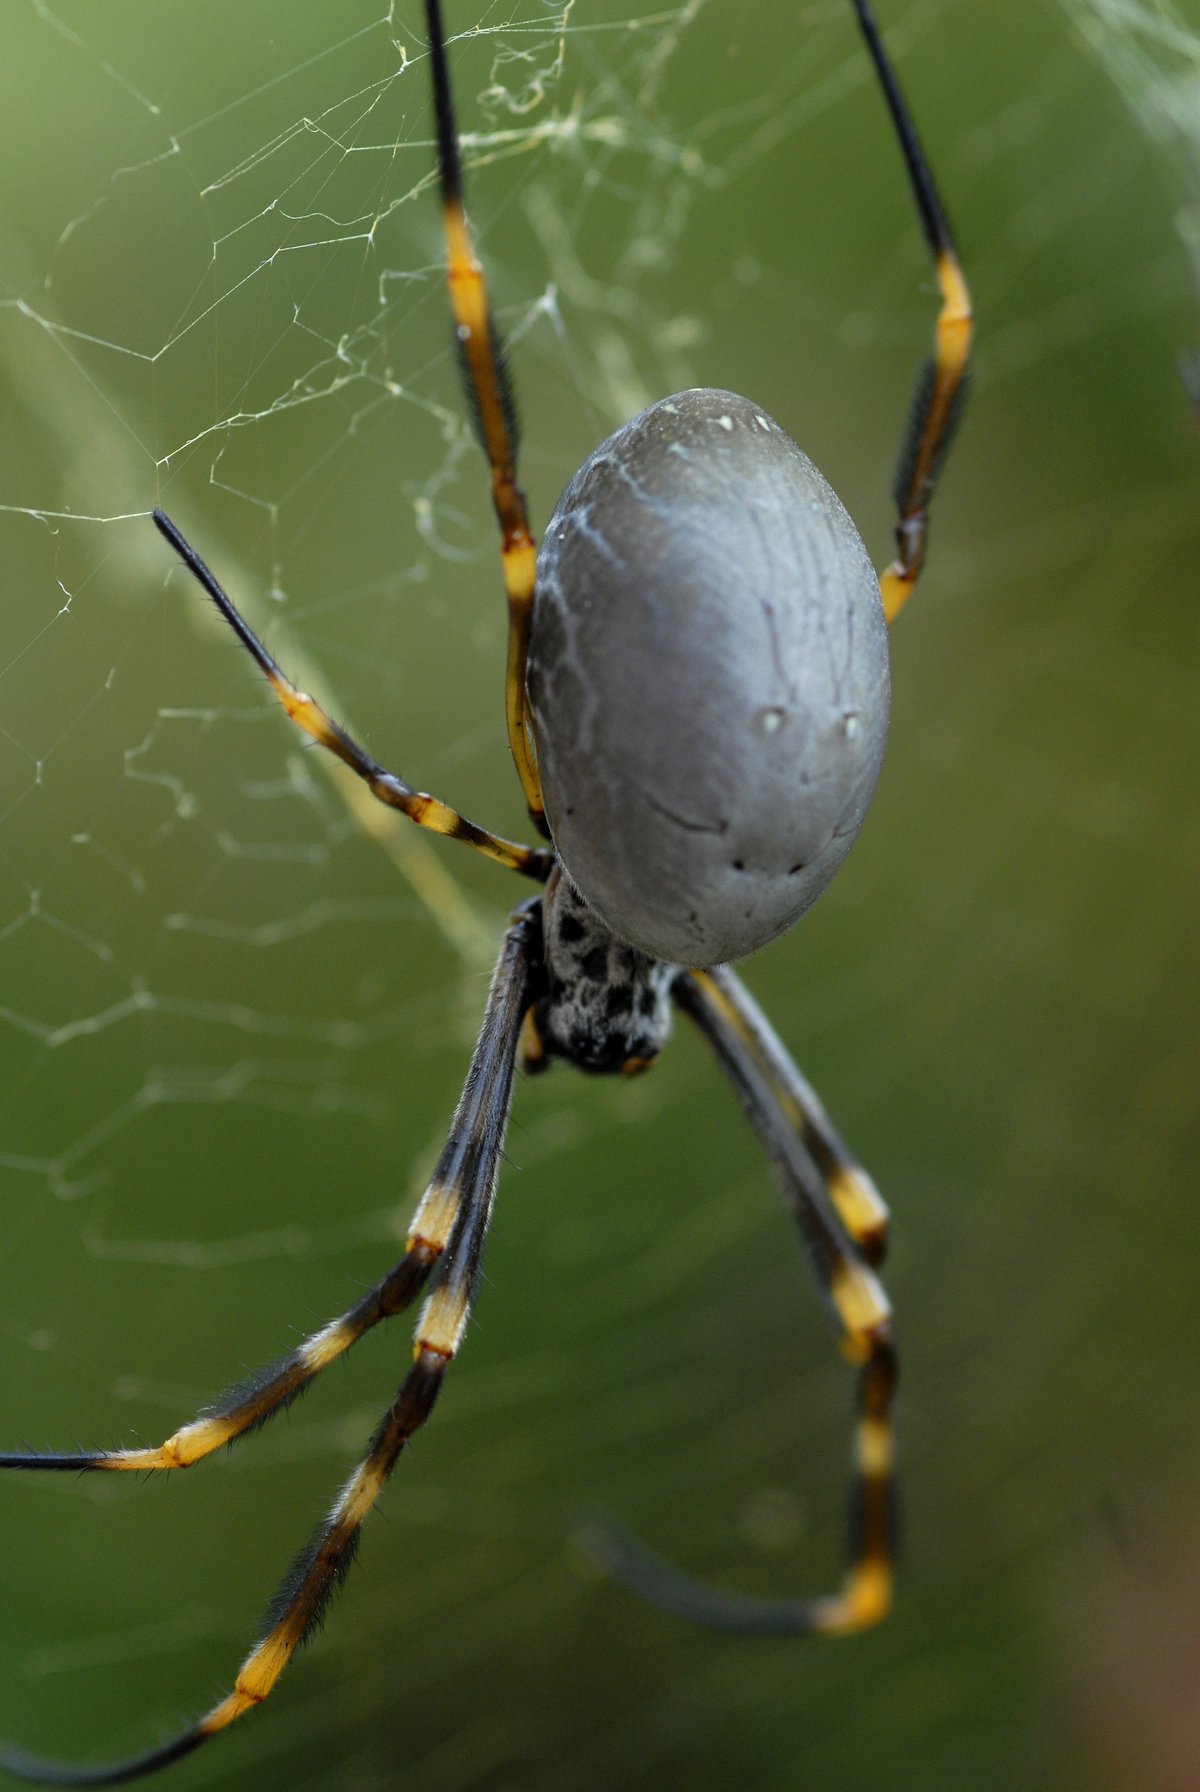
[851,0,973,623]
[153,511,552,883]
[424,0,546,831]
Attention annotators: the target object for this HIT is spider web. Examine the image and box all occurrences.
[0,3,1197,1790]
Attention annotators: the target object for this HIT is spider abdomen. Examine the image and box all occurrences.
[528,389,890,967]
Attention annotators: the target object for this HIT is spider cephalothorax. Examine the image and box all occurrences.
[531,867,676,1075]
[0,0,970,1782]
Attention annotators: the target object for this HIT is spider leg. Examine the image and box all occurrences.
[582,966,895,1639]
[0,908,538,1789]
[153,511,552,882]
[0,906,529,1477]
[425,0,546,833]
[0,1244,432,1474]
[852,0,973,624]
[692,966,890,1266]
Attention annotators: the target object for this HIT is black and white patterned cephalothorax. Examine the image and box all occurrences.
[533,866,675,1074]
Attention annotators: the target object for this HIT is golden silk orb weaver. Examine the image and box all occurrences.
[0,0,971,1782]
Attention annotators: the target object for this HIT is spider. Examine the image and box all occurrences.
[0,1,971,1783]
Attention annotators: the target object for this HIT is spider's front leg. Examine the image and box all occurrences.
[0,899,532,1478]
[693,966,891,1267]
[0,906,541,1788]
[584,965,896,1639]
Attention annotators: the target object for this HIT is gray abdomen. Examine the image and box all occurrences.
[528,388,889,967]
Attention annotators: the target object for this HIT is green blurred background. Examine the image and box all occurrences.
[1,2,1197,1789]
